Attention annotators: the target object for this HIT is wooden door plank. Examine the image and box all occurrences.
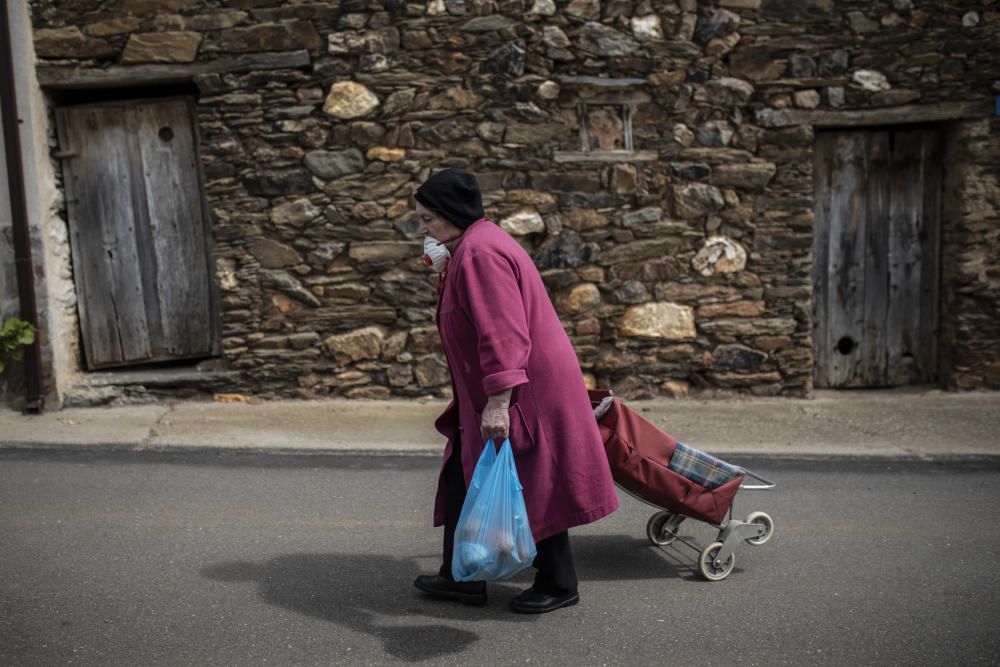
[917,130,943,382]
[812,132,835,387]
[827,132,869,387]
[861,131,891,385]
[185,97,223,357]
[131,99,214,359]
[886,129,927,385]
[57,107,118,367]
[60,106,152,368]
[124,102,166,361]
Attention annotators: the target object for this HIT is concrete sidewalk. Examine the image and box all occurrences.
[1,389,998,461]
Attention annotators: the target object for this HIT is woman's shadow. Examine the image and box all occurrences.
[201,553,528,662]
[200,535,703,661]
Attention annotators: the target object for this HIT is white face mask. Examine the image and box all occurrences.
[423,235,451,273]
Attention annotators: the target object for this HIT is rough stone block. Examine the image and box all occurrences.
[244,170,314,197]
[712,162,777,189]
[577,22,640,56]
[250,239,302,269]
[534,232,597,269]
[324,82,380,119]
[367,147,406,162]
[872,89,921,106]
[324,326,385,364]
[260,269,321,307]
[601,240,677,266]
[698,317,797,336]
[184,11,249,30]
[622,207,663,227]
[631,15,663,41]
[561,208,609,231]
[852,69,890,92]
[619,302,697,340]
[304,149,366,179]
[122,0,199,11]
[211,21,321,53]
[697,300,766,318]
[484,41,526,79]
[694,9,740,45]
[500,210,546,235]
[122,32,202,63]
[34,26,116,59]
[760,0,833,21]
[84,17,143,36]
[566,0,600,19]
[504,123,567,144]
[673,183,725,218]
[560,283,602,315]
[697,120,734,147]
[530,0,557,15]
[531,172,603,193]
[693,236,747,276]
[729,47,788,81]
[612,280,650,305]
[712,344,768,371]
[705,77,755,105]
[414,354,451,387]
[270,199,321,226]
[793,89,821,109]
[708,371,782,386]
[612,164,639,194]
[460,15,515,31]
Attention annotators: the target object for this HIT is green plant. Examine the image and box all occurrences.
[0,316,37,375]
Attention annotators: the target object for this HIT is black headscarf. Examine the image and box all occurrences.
[413,168,485,230]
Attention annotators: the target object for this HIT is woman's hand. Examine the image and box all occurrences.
[480,389,512,441]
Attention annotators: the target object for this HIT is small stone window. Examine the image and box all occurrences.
[553,76,658,163]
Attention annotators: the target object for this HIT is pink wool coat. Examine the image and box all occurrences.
[432,218,620,542]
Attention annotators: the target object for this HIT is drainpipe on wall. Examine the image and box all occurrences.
[0,4,45,413]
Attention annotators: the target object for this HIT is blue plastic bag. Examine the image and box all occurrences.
[452,437,537,582]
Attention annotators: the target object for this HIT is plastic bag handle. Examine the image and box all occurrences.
[485,436,511,452]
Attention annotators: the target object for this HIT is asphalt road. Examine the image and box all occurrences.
[1,451,998,666]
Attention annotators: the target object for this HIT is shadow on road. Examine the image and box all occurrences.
[201,553,532,662]
[199,535,706,660]
[573,534,704,582]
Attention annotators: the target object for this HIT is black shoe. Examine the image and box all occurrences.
[510,587,580,614]
[414,574,487,605]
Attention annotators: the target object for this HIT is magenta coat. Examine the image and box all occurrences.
[432,218,620,542]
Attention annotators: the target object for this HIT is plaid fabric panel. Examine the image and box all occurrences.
[668,442,743,489]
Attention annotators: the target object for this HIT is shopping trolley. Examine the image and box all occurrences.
[590,389,776,581]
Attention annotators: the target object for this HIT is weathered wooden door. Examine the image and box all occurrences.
[813,128,942,388]
[56,97,219,369]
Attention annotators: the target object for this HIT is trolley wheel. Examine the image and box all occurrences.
[646,511,681,546]
[698,542,735,581]
[744,511,774,546]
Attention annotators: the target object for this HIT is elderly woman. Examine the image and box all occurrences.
[411,168,619,614]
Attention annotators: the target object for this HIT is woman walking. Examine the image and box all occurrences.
[411,168,619,614]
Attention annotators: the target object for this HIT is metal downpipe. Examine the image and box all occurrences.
[0,3,45,413]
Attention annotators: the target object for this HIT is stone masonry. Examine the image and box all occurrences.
[21,0,1000,404]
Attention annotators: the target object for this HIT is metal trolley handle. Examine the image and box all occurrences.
[738,467,776,490]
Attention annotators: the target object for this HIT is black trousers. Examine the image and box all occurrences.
[438,435,578,595]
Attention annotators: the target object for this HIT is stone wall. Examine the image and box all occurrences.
[26,0,1000,403]
[941,116,1000,389]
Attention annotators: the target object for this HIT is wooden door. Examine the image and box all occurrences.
[56,97,219,369]
[813,128,942,388]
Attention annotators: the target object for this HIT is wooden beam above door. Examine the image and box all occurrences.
[36,50,311,91]
[757,99,991,128]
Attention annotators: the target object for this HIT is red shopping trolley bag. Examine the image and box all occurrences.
[589,389,743,526]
